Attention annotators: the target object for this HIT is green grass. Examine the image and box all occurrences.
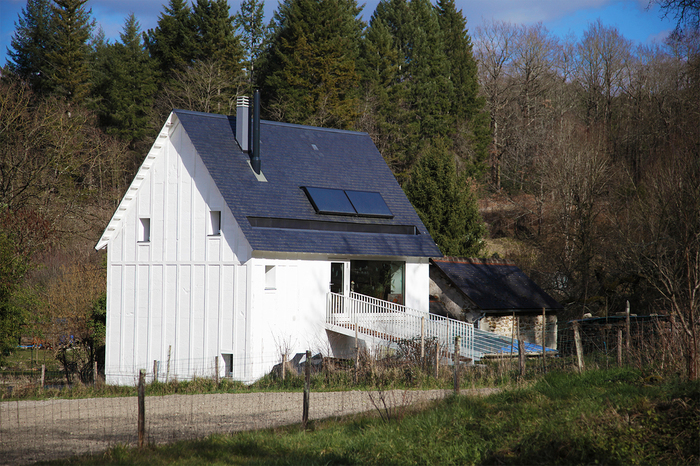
[43,368,700,465]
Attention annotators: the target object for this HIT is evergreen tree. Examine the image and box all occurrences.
[6,0,55,93]
[144,0,197,80]
[259,0,365,129]
[192,0,243,66]
[362,0,454,173]
[44,0,94,102]
[191,0,245,111]
[93,15,157,142]
[234,0,268,93]
[357,17,407,172]
[435,0,490,175]
[404,138,486,257]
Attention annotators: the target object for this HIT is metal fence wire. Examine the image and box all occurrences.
[0,315,684,466]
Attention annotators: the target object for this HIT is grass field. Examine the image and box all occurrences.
[44,368,699,465]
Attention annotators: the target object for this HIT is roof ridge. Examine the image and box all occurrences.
[432,256,517,266]
[173,108,369,136]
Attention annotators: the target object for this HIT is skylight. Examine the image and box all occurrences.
[302,187,394,218]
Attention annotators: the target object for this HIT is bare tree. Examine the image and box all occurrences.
[475,20,518,191]
[628,149,700,380]
[653,0,700,35]
[574,20,632,125]
[541,116,615,316]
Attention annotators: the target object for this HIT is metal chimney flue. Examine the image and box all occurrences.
[251,90,261,175]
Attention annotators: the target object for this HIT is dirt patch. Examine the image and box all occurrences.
[0,388,498,465]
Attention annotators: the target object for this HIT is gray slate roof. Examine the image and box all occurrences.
[174,109,441,257]
[431,257,563,312]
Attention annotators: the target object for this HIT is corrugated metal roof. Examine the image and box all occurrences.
[174,109,441,257]
[431,257,563,312]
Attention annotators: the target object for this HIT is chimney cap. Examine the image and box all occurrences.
[236,96,250,108]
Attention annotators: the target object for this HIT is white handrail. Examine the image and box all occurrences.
[326,292,476,361]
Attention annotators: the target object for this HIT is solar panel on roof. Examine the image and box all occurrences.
[302,187,356,215]
[345,190,393,218]
[302,187,394,218]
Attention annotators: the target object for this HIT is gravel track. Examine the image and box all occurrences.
[0,388,498,465]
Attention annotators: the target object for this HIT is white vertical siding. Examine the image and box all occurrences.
[105,120,252,385]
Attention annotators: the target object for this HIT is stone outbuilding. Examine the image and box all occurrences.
[429,257,562,350]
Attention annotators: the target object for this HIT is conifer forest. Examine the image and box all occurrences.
[1,0,698,380]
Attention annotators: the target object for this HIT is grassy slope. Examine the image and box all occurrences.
[47,368,699,466]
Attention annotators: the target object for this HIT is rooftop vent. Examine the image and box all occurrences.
[236,96,249,152]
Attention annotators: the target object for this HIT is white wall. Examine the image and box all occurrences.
[105,117,253,385]
[405,259,430,312]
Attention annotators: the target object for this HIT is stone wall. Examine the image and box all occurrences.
[479,314,558,350]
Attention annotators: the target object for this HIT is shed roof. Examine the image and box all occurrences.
[430,257,563,312]
[104,109,440,257]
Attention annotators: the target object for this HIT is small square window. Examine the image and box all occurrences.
[210,210,221,236]
[265,265,276,290]
[139,218,150,242]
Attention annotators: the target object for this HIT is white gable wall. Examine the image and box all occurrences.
[105,117,253,385]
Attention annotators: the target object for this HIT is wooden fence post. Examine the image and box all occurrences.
[435,341,440,379]
[40,364,45,389]
[617,328,623,367]
[573,321,585,373]
[302,350,311,429]
[214,356,219,386]
[541,308,547,373]
[517,317,525,377]
[138,369,146,448]
[453,336,460,395]
[354,326,359,385]
[420,316,425,366]
[166,345,171,383]
[282,353,287,381]
[625,301,631,363]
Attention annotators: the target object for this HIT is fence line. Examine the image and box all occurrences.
[0,315,687,466]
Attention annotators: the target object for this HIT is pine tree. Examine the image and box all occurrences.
[435,0,490,175]
[191,0,245,112]
[259,0,365,129]
[404,138,486,257]
[93,14,157,142]
[44,0,94,102]
[361,0,454,173]
[192,0,243,66]
[144,0,197,80]
[234,0,268,93]
[6,0,55,93]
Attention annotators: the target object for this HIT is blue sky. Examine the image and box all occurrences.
[1,0,676,67]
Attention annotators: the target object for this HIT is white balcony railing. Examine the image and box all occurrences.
[326,292,476,362]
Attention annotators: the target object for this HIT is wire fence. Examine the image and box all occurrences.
[0,313,689,465]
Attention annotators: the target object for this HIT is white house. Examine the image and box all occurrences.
[95,95,442,385]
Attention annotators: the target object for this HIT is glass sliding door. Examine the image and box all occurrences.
[350,260,405,304]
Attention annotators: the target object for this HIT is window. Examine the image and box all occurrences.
[139,218,150,242]
[265,265,276,290]
[209,210,221,236]
[222,354,233,377]
[350,260,404,304]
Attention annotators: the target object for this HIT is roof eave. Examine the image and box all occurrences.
[94,112,178,251]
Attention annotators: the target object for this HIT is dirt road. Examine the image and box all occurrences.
[0,388,497,465]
